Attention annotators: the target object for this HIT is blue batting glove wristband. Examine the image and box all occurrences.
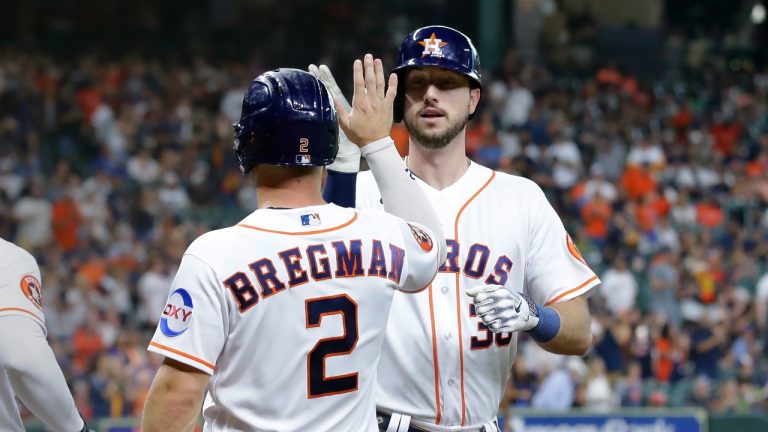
[526,303,561,343]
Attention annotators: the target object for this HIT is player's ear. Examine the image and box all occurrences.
[468,88,481,116]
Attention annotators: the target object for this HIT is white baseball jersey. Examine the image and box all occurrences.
[0,238,46,431]
[148,204,440,432]
[356,162,600,427]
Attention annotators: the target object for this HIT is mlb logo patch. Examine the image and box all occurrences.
[301,213,321,226]
[295,155,312,164]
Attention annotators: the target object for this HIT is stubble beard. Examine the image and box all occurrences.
[404,111,469,150]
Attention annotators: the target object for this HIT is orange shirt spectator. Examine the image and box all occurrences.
[711,122,740,156]
[696,201,724,228]
[620,165,656,201]
[597,67,622,85]
[745,152,768,177]
[581,196,612,240]
[622,77,639,95]
[75,87,103,121]
[637,192,671,231]
[72,324,104,373]
[636,202,657,232]
[78,256,107,289]
[52,196,81,252]
[671,107,693,130]
[654,336,674,382]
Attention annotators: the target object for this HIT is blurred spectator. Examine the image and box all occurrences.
[580,191,613,244]
[626,135,666,173]
[157,172,190,214]
[498,77,534,129]
[599,256,637,317]
[686,376,714,408]
[531,357,586,411]
[127,148,162,185]
[51,190,82,253]
[616,362,644,407]
[653,324,683,383]
[648,248,681,327]
[583,165,618,203]
[756,271,768,340]
[137,256,174,329]
[583,357,617,411]
[689,314,728,379]
[546,131,582,190]
[12,180,52,249]
[621,164,656,202]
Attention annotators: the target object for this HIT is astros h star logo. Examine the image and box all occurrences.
[419,32,447,58]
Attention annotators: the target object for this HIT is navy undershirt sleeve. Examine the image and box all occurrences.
[323,170,358,208]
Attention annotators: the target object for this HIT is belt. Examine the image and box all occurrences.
[377,412,430,432]
[377,412,499,432]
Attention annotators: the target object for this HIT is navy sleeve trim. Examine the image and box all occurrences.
[323,170,358,208]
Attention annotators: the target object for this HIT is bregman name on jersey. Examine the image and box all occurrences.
[221,239,407,312]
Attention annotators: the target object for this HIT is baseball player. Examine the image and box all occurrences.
[321,26,600,431]
[141,58,448,431]
[0,237,90,431]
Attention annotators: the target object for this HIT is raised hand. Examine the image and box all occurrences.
[335,53,397,148]
[308,63,359,172]
[309,64,351,112]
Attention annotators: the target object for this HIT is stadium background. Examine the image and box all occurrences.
[1,0,768,430]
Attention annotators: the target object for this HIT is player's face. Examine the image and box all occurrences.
[402,67,480,149]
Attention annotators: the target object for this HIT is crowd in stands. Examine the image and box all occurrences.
[1,18,768,423]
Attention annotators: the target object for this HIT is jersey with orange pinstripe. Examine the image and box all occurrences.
[0,238,46,431]
[356,162,600,427]
[147,204,440,431]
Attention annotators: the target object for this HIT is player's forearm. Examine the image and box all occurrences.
[0,317,84,432]
[361,137,448,262]
[142,396,200,432]
[537,296,592,355]
[142,361,208,432]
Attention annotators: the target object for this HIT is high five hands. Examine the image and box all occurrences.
[334,54,397,148]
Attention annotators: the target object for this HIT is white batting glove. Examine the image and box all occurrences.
[466,285,540,333]
[309,63,360,173]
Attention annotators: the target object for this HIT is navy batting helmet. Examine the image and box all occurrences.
[233,68,339,174]
[392,25,482,122]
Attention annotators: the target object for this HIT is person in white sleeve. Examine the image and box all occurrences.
[0,238,90,432]
[319,25,600,432]
[141,56,447,432]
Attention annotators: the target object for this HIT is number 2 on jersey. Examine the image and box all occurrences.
[305,294,359,398]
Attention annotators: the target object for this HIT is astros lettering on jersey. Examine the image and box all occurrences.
[356,162,600,427]
[149,204,440,431]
